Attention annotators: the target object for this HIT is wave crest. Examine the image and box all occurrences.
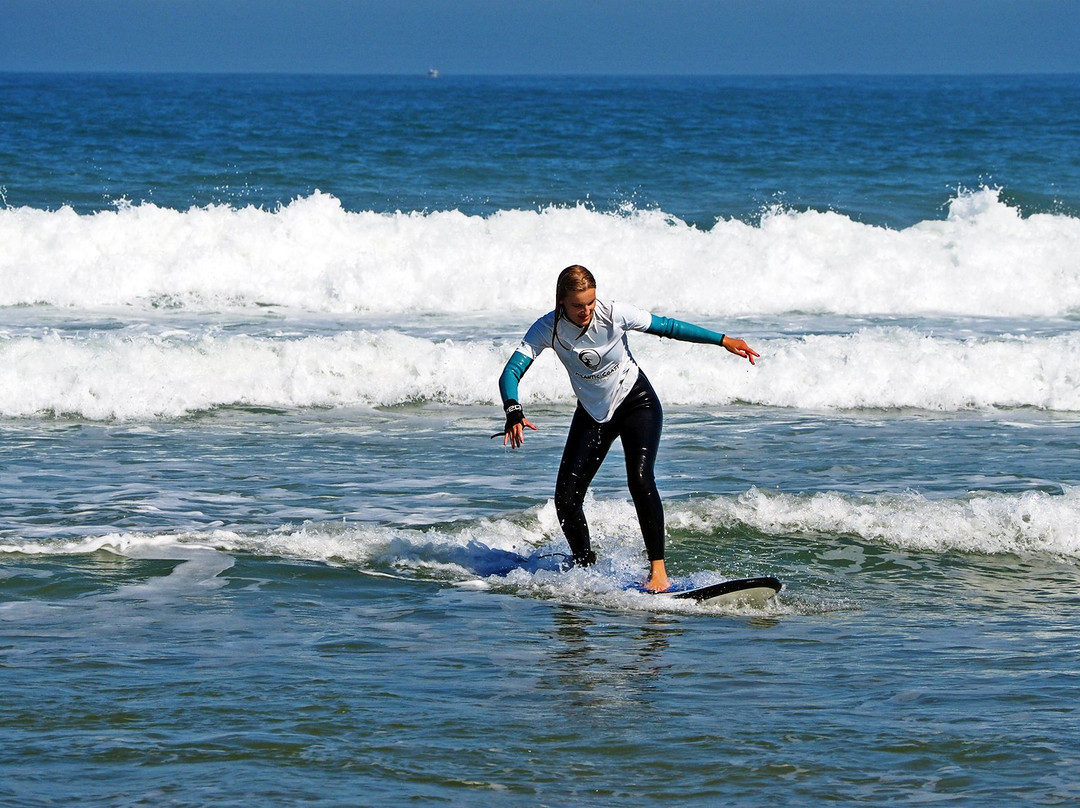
[2,327,1078,419]
[3,188,1078,317]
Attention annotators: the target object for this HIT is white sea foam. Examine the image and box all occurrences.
[2,327,1078,419]
[7,485,1080,574]
[3,188,1079,317]
[672,486,1080,559]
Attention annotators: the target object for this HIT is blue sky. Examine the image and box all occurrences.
[3,0,1079,75]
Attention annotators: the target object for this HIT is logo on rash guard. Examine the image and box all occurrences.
[577,349,601,369]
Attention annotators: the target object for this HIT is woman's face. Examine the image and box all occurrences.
[561,288,596,328]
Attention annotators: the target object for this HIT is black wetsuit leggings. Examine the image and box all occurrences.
[554,373,665,563]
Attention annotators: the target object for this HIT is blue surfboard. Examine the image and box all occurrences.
[632,576,782,607]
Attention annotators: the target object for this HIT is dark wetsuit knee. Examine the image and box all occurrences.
[555,372,666,563]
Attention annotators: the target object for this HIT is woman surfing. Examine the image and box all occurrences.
[497,265,758,592]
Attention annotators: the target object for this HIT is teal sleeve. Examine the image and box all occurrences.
[646,314,725,347]
[498,352,534,404]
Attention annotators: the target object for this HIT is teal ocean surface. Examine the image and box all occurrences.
[2,73,1080,806]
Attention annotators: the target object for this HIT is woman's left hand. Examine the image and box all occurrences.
[722,336,759,365]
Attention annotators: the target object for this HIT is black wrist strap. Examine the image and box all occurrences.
[503,399,525,428]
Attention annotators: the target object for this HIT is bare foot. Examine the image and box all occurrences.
[644,559,670,592]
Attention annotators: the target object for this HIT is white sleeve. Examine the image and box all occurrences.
[515,311,555,359]
[612,300,654,333]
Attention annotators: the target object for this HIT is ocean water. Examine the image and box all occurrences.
[2,72,1080,806]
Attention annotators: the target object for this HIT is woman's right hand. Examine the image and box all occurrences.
[504,418,537,449]
[499,399,536,448]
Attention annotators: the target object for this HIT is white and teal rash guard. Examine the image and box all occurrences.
[499,298,726,424]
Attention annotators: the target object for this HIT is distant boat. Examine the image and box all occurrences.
[427,68,440,78]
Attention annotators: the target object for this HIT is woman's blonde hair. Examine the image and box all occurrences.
[552,265,597,348]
